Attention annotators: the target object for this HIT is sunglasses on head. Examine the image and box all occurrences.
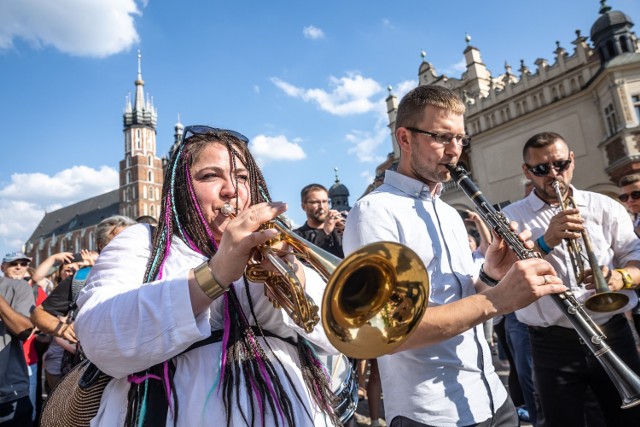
[182,125,249,145]
[618,190,640,202]
[525,159,572,177]
[9,261,29,267]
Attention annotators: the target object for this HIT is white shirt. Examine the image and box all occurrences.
[75,224,338,426]
[343,170,506,427]
[501,187,639,328]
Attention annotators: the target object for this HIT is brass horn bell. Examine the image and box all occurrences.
[322,242,429,360]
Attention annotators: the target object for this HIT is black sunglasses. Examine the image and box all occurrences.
[9,261,29,267]
[618,190,640,202]
[525,159,572,177]
[182,125,249,144]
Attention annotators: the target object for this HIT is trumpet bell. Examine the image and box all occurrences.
[584,292,629,313]
[322,242,429,360]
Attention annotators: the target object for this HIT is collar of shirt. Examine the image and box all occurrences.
[383,170,440,201]
[528,184,586,212]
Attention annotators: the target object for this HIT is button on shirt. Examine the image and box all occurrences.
[343,170,506,427]
[501,187,639,328]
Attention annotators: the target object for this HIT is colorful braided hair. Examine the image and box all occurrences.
[124,128,340,427]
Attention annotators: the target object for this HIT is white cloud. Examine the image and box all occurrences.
[0,0,142,57]
[443,57,467,76]
[345,128,389,163]
[0,165,119,256]
[250,134,306,165]
[303,25,325,40]
[271,73,383,116]
[381,19,394,29]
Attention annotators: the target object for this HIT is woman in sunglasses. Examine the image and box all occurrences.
[74,126,340,426]
[618,173,640,344]
[501,131,640,426]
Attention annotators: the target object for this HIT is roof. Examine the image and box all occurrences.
[591,9,634,40]
[26,189,120,243]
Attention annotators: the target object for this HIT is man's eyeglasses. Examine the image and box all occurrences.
[9,261,29,267]
[618,190,640,202]
[405,127,471,147]
[525,159,572,177]
[182,125,249,144]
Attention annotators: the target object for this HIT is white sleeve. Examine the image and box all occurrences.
[74,224,211,379]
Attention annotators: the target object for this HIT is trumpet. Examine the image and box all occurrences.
[225,203,429,358]
[447,164,640,409]
[551,180,629,312]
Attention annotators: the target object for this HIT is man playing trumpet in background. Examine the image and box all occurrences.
[294,183,345,258]
[502,131,640,426]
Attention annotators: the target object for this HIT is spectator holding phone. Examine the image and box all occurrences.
[30,215,135,390]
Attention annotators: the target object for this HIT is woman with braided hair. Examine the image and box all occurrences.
[74,125,341,426]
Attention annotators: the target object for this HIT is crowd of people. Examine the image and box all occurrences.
[2,85,640,427]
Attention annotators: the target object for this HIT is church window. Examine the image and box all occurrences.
[149,185,154,200]
[126,155,131,168]
[604,103,618,136]
[148,171,153,182]
[137,129,141,149]
[632,95,640,124]
[126,171,131,184]
[148,155,152,166]
[620,36,630,53]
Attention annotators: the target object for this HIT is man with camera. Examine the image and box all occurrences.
[294,183,345,258]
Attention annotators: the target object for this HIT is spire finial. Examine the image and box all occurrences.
[387,85,393,94]
[420,49,426,60]
[334,167,340,183]
[137,49,142,80]
[177,113,181,123]
[465,32,471,45]
[599,0,611,14]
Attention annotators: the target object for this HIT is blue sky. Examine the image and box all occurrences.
[1,0,639,261]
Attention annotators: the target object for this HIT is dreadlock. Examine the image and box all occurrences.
[126,129,339,426]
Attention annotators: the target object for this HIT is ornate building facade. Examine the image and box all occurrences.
[378,1,640,212]
[24,53,182,265]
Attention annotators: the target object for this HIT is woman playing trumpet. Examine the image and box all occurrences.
[74,125,341,426]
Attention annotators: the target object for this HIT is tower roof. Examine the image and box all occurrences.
[590,6,634,41]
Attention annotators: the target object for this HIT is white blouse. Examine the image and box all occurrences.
[75,224,338,426]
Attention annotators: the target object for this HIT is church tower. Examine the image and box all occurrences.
[119,51,163,220]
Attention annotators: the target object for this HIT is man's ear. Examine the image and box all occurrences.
[522,163,532,180]
[396,127,412,153]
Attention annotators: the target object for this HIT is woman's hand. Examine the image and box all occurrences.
[209,202,288,286]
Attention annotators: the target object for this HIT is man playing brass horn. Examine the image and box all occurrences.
[502,131,640,426]
[343,85,565,427]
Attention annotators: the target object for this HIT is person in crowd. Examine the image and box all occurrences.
[0,268,35,426]
[136,215,159,226]
[343,85,564,427]
[31,216,134,390]
[294,183,345,258]
[618,174,640,339]
[0,252,42,425]
[73,126,340,426]
[501,131,640,426]
[30,251,84,294]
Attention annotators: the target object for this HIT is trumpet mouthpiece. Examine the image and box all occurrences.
[220,203,236,217]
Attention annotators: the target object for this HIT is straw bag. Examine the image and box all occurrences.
[39,360,111,427]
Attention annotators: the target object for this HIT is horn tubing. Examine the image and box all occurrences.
[446,163,640,408]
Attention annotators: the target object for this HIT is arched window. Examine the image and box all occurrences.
[126,155,131,167]
[126,171,131,184]
[148,155,152,166]
[150,204,155,217]
[137,129,142,149]
[149,185,154,200]
[148,171,153,182]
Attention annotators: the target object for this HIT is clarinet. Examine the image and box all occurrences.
[446,163,640,409]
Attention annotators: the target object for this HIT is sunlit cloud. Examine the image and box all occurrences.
[271,73,383,116]
[0,0,142,57]
[250,134,306,165]
[0,165,119,255]
[303,25,325,40]
[442,57,467,76]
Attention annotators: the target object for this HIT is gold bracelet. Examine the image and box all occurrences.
[615,268,635,290]
[193,261,228,300]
